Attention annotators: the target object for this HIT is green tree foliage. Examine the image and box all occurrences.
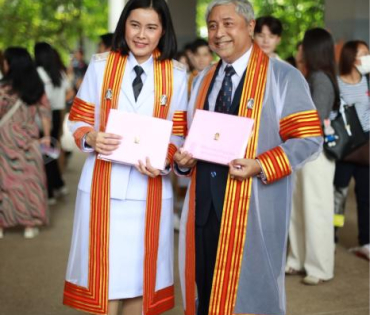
[196,0,325,60]
[0,0,108,61]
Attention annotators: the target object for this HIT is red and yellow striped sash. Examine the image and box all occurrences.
[143,50,174,315]
[184,64,217,315]
[64,52,126,315]
[184,44,270,315]
[209,44,269,315]
[64,50,175,315]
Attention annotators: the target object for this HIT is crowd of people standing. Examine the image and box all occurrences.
[0,0,368,315]
[0,42,90,238]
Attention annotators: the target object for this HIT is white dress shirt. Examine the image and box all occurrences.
[207,47,252,112]
[127,52,153,94]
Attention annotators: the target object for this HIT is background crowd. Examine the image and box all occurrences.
[0,13,368,289]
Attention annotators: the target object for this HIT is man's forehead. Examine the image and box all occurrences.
[207,5,241,22]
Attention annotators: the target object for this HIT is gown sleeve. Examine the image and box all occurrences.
[256,68,323,184]
[68,58,98,151]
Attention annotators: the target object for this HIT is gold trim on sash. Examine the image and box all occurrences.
[208,44,269,315]
[64,52,126,315]
[64,50,175,315]
[184,44,270,315]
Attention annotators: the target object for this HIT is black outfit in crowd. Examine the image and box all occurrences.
[334,141,370,246]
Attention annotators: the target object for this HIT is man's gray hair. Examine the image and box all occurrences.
[206,0,255,23]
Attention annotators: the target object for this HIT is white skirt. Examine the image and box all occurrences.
[65,190,174,300]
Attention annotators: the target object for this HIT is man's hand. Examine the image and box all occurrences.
[86,131,121,155]
[135,157,161,178]
[229,159,261,181]
[174,149,197,169]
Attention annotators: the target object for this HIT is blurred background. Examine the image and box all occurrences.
[0,0,368,62]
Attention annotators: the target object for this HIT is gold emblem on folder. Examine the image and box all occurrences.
[134,137,140,144]
[214,133,220,141]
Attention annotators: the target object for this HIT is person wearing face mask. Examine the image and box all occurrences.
[62,0,188,314]
[334,40,370,260]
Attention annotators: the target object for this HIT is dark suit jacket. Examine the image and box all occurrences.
[195,64,247,226]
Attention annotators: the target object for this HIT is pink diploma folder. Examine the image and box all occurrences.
[97,109,173,170]
[183,109,254,165]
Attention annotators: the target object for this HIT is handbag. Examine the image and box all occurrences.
[342,75,370,165]
[323,102,367,160]
[342,138,369,165]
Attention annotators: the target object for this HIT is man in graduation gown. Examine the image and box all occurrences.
[174,1,323,315]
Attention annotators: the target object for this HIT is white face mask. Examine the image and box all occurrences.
[355,55,370,75]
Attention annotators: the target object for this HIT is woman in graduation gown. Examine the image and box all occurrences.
[63,1,188,314]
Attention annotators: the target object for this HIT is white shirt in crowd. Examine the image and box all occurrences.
[37,67,71,111]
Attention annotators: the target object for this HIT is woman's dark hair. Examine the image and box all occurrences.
[100,33,114,49]
[53,47,67,72]
[0,50,4,75]
[254,16,283,36]
[1,47,44,105]
[112,0,177,60]
[339,40,369,76]
[303,28,340,110]
[34,42,62,87]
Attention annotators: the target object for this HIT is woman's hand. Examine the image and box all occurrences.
[229,159,261,181]
[39,136,51,148]
[174,149,197,169]
[86,131,122,155]
[135,157,161,178]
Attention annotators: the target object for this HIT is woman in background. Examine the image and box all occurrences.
[0,47,50,239]
[286,28,339,285]
[34,42,72,204]
[334,40,370,260]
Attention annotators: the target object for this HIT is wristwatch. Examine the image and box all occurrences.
[255,158,267,183]
[81,133,94,153]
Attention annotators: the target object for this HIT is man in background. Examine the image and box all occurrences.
[97,32,114,53]
[254,15,283,59]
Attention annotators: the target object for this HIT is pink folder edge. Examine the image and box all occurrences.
[183,109,254,165]
[97,109,173,171]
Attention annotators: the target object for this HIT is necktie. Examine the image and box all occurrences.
[215,65,236,113]
[133,65,144,101]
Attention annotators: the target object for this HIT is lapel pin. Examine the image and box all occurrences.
[161,95,168,106]
[247,98,254,110]
[105,88,113,100]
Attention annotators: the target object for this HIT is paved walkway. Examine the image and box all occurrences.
[0,150,368,315]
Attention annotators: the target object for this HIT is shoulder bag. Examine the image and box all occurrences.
[323,101,367,160]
